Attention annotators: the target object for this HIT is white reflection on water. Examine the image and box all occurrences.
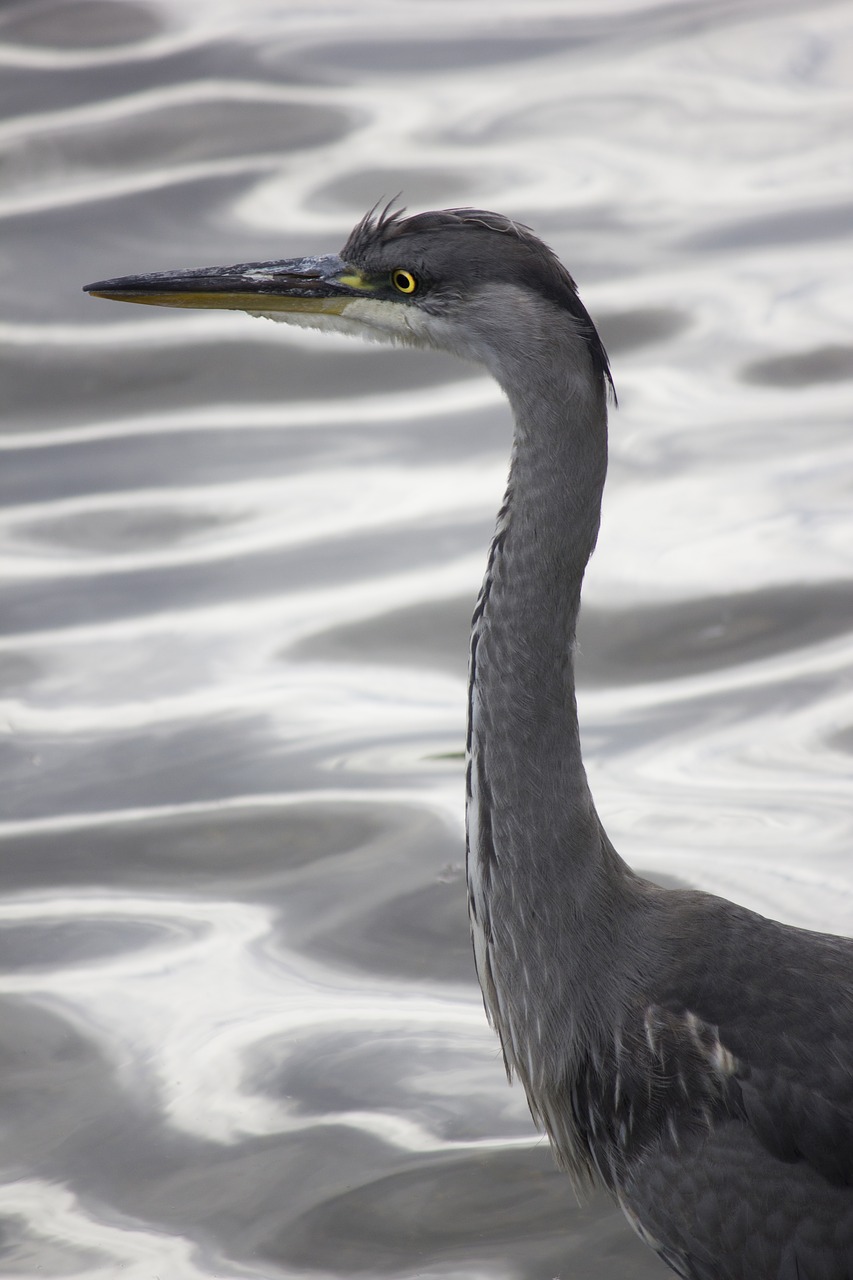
[0,0,851,1276]
[0,886,511,1148]
[0,1179,252,1280]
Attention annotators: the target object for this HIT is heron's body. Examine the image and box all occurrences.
[85,205,853,1279]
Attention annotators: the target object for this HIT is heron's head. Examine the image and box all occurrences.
[84,203,611,392]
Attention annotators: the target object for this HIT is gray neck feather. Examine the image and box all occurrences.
[467,299,625,1116]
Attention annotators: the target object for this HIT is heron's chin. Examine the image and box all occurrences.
[244,296,426,348]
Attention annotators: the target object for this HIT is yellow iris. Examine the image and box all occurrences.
[392,269,418,294]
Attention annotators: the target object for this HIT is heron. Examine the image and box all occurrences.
[85,204,853,1279]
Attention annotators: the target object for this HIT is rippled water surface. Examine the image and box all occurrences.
[1,1,852,1276]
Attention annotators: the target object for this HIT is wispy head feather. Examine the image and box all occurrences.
[342,202,614,399]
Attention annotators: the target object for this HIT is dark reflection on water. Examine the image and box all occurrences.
[0,804,390,894]
[0,917,184,970]
[22,505,230,553]
[1,0,851,1277]
[291,580,853,685]
[0,517,485,634]
[275,1149,664,1279]
[299,35,588,75]
[741,344,853,387]
[1,0,161,48]
[5,100,349,186]
[683,200,853,251]
[315,164,487,215]
[2,338,471,429]
[595,307,690,354]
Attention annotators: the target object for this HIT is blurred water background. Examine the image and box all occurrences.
[1,0,852,1276]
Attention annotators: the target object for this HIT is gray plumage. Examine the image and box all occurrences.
[85,204,853,1279]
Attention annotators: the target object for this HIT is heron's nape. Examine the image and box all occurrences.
[84,204,853,1280]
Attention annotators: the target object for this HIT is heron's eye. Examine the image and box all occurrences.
[392,269,418,295]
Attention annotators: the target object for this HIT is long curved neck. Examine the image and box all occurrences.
[466,316,615,1092]
[469,323,609,868]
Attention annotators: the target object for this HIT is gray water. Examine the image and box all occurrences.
[1,1,852,1276]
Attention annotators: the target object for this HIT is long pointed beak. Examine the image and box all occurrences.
[83,254,372,315]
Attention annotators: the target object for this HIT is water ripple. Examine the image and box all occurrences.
[1,1,851,1276]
